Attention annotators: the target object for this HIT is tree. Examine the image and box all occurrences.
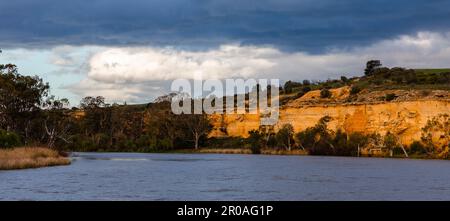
[347,132,369,156]
[0,64,49,140]
[295,116,335,155]
[79,96,108,134]
[80,96,106,109]
[0,129,21,148]
[183,112,213,149]
[283,81,303,94]
[364,60,382,76]
[283,80,293,94]
[42,96,72,148]
[276,124,294,150]
[78,96,113,147]
[247,129,263,154]
[144,101,184,150]
[384,131,408,157]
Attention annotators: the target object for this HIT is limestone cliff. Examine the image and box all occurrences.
[209,88,450,146]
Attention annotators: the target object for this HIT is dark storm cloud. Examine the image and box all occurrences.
[1,0,450,52]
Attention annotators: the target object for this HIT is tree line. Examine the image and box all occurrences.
[243,114,449,158]
[280,60,450,104]
[0,63,212,151]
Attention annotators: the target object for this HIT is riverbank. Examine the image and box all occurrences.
[140,148,434,159]
[69,147,441,159]
[151,148,308,155]
[0,147,71,170]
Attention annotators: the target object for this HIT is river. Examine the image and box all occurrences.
[1,152,450,200]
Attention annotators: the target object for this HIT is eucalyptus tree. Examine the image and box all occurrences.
[0,63,50,141]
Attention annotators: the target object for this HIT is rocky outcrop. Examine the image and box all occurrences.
[209,88,450,146]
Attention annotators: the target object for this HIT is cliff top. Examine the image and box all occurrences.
[283,86,450,108]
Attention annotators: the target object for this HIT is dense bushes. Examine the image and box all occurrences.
[294,117,368,156]
[409,141,427,154]
[320,88,332,98]
[350,86,361,95]
[215,115,447,158]
[247,130,264,154]
[207,137,247,150]
[205,130,278,154]
[0,130,21,148]
[385,93,397,101]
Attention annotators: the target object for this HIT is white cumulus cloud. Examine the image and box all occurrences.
[60,31,450,103]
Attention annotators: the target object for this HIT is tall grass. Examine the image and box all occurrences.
[0,147,70,170]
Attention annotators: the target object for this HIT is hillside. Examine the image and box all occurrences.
[208,66,450,157]
[210,87,449,145]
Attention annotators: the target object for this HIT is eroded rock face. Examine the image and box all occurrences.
[209,100,450,145]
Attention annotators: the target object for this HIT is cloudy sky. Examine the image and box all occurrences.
[1,0,450,105]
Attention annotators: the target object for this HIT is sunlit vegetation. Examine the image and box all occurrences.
[280,60,450,103]
[0,147,70,170]
[1,58,448,159]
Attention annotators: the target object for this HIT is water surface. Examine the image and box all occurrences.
[1,152,450,200]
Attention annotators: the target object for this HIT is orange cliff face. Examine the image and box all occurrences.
[279,100,449,145]
[209,87,450,146]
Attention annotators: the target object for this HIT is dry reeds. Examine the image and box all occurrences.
[0,147,70,170]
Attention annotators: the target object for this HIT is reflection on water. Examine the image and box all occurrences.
[1,152,450,200]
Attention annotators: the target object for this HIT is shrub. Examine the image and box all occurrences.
[157,138,173,150]
[135,134,158,151]
[350,86,361,95]
[383,132,399,149]
[332,130,352,156]
[295,116,334,155]
[302,86,311,93]
[294,91,305,99]
[0,130,21,148]
[348,132,369,150]
[385,93,397,101]
[266,135,277,148]
[283,81,302,94]
[207,137,246,149]
[295,116,374,157]
[247,130,263,154]
[320,88,332,98]
[409,141,427,154]
[420,90,431,97]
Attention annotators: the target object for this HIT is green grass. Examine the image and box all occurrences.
[414,69,450,74]
[367,84,450,91]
